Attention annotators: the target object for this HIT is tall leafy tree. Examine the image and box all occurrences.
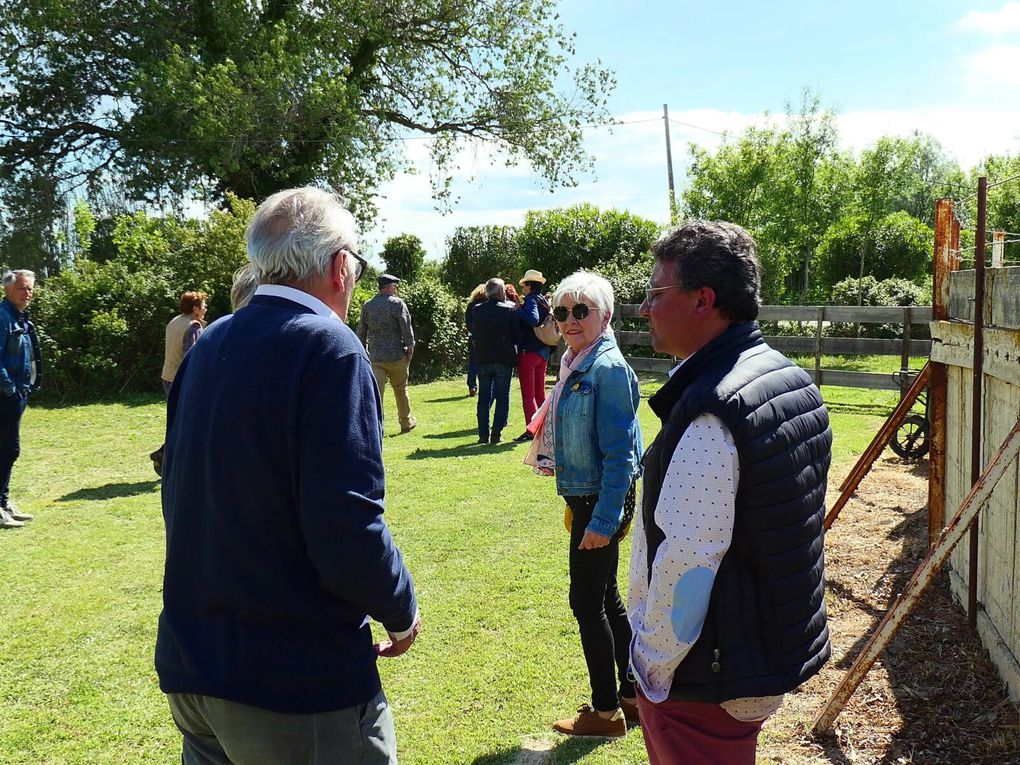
[682,92,851,302]
[1,0,614,221]
[853,133,964,226]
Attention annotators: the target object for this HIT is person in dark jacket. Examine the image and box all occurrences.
[628,221,832,764]
[466,277,520,444]
[514,269,552,441]
[0,269,41,529]
[156,187,420,765]
[464,283,487,396]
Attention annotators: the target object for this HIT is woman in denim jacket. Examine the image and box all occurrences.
[525,271,642,738]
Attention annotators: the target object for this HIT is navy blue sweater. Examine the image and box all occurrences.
[155,294,417,714]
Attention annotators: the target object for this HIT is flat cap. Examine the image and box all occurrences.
[378,273,401,287]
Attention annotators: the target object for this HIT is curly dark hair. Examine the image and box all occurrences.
[651,220,761,322]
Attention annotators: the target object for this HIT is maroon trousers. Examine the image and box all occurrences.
[517,351,547,427]
[637,690,765,765]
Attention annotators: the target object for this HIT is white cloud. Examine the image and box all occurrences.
[957,3,1020,33]
[956,44,1020,91]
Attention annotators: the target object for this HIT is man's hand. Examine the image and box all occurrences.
[579,529,611,550]
[375,614,422,658]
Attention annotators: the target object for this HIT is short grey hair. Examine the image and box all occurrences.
[245,187,357,284]
[552,271,615,338]
[485,277,506,301]
[3,269,36,286]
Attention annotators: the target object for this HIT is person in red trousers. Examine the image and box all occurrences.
[514,269,552,442]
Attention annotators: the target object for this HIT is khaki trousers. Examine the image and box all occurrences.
[372,357,413,428]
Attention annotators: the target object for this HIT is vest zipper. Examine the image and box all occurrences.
[711,648,721,673]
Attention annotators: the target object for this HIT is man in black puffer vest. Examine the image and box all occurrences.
[627,221,831,764]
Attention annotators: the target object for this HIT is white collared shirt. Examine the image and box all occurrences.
[254,284,339,321]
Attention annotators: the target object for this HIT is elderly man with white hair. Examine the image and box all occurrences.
[0,269,41,529]
[155,187,421,765]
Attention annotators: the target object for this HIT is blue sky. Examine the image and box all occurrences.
[365,1,1020,262]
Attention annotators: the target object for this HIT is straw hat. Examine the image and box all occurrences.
[519,269,546,285]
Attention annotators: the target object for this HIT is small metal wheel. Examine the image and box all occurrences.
[891,414,930,459]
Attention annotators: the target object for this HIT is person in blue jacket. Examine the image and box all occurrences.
[156,187,420,765]
[526,271,643,738]
[0,269,41,529]
[514,269,552,441]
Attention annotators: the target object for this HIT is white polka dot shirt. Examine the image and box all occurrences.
[628,412,783,722]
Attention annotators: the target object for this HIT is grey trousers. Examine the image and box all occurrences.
[167,689,397,765]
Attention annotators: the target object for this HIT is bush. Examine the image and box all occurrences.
[32,196,254,396]
[381,234,426,282]
[398,275,467,382]
[828,276,929,339]
[815,212,932,291]
[441,226,523,297]
[517,204,659,283]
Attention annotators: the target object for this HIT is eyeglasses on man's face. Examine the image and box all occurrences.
[335,249,367,282]
[553,303,600,322]
[644,284,678,304]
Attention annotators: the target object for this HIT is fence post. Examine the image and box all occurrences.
[899,306,912,399]
[992,230,1004,268]
[814,307,824,386]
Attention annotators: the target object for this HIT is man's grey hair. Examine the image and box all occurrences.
[485,277,506,301]
[552,271,616,338]
[3,270,36,286]
[245,187,357,285]
[652,220,761,322]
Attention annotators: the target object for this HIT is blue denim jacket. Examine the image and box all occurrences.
[554,335,642,537]
[0,299,33,397]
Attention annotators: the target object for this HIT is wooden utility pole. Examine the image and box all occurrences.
[663,104,677,224]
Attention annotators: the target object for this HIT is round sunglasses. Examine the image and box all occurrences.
[553,303,600,322]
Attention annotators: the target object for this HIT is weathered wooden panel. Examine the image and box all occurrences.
[991,267,1020,329]
[947,266,1020,330]
[930,322,1020,386]
[947,364,970,585]
[980,379,1019,642]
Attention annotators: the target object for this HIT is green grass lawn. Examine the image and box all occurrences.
[0,375,894,764]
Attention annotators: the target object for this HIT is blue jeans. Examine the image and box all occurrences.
[475,363,513,441]
[168,689,396,765]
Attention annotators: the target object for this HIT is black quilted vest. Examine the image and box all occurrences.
[642,321,832,701]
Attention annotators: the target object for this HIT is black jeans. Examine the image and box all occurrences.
[566,493,635,712]
[0,392,27,505]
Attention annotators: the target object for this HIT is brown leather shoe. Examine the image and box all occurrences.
[620,697,640,726]
[552,705,626,738]
[400,417,418,434]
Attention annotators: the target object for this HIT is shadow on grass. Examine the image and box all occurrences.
[470,735,605,764]
[28,390,167,410]
[424,395,472,403]
[423,428,478,440]
[406,441,520,460]
[58,480,161,502]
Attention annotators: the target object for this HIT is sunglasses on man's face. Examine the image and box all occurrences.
[553,303,599,322]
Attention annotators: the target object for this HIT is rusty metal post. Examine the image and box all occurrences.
[927,199,953,546]
[968,177,987,629]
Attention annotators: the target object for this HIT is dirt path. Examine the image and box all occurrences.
[766,456,1020,764]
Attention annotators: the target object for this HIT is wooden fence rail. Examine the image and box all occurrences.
[607,304,933,391]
